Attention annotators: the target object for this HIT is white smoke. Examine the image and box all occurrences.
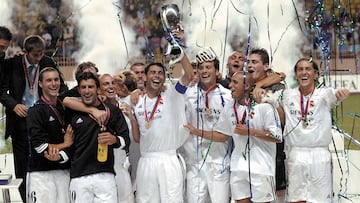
[65,0,305,81]
[0,0,306,151]
[0,0,14,28]
[175,0,241,65]
[164,0,305,84]
[247,0,305,85]
[70,0,139,75]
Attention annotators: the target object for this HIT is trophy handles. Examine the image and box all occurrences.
[160,4,185,66]
[160,4,181,31]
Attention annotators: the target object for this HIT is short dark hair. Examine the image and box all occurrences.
[0,26,12,41]
[250,48,269,65]
[77,72,100,88]
[212,58,220,71]
[121,70,137,91]
[75,61,99,81]
[39,67,59,82]
[145,62,166,75]
[294,58,319,72]
[196,58,220,71]
[23,35,45,52]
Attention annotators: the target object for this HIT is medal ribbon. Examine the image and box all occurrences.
[41,96,65,127]
[299,87,315,121]
[144,95,161,123]
[234,99,249,124]
[89,102,111,127]
[205,84,218,109]
[23,56,39,90]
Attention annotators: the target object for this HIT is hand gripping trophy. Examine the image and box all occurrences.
[160,4,185,65]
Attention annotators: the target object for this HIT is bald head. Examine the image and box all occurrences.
[227,50,245,77]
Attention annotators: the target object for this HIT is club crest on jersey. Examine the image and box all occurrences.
[250,112,255,119]
[49,116,55,121]
[75,118,83,124]
[310,100,315,107]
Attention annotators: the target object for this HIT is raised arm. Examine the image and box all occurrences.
[179,54,193,86]
[172,26,193,86]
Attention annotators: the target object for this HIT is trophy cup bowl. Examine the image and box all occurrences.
[161,4,180,31]
[160,4,184,65]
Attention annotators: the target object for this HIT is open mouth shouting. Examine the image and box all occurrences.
[247,68,254,73]
[233,64,240,68]
[150,78,163,88]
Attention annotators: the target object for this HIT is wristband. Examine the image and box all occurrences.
[175,81,187,94]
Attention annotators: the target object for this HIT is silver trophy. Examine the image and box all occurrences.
[160,4,184,65]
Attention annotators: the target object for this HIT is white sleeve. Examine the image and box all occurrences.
[261,103,283,142]
[214,103,236,137]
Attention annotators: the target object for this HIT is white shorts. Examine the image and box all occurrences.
[114,162,135,203]
[70,172,117,203]
[186,162,230,203]
[129,142,140,183]
[286,147,332,203]
[136,151,184,203]
[27,170,70,203]
[114,148,134,203]
[230,171,275,202]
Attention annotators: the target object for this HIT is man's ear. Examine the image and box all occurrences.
[264,63,269,72]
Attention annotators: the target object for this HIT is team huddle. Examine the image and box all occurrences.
[0,21,350,203]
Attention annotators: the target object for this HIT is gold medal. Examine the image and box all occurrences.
[302,120,307,128]
[101,125,107,132]
[206,108,212,116]
[29,88,34,95]
[300,88,315,130]
[144,95,161,130]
